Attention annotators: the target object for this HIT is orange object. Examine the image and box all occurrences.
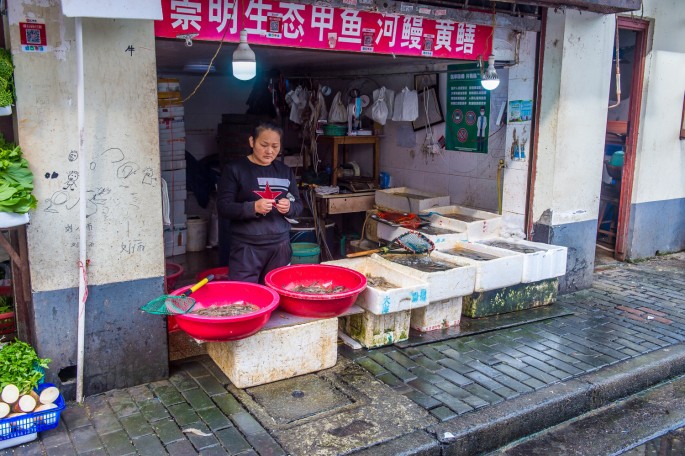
[377,210,422,229]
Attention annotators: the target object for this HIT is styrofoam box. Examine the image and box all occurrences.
[168,189,187,201]
[375,187,450,214]
[410,297,462,332]
[159,129,185,141]
[434,241,524,292]
[159,117,184,127]
[324,257,429,315]
[372,252,476,301]
[420,205,501,240]
[160,137,186,151]
[159,106,184,118]
[162,168,186,184]
[376,222,467,248]
[164,226,187,257]
[161,159,186,171]
[476,238,568,283]
[161,150,185,162]
[0,432,37,450]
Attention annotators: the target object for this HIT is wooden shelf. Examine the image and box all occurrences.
[318,135,380,187]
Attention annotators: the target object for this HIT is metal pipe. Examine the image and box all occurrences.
[608,17,621,109]
[75,16,88,404]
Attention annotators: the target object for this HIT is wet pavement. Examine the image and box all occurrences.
[0,252,683,455]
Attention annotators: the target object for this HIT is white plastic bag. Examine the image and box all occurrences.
[371,87,389,125]
[374,87,395,119]
[328,91,347,124]
[391,88,405,121]
[317,89,328,121]
[402,87,419,121]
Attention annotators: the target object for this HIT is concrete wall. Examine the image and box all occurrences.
[9,2,167,397]
[623,0,685,258]
[531,9,615,292]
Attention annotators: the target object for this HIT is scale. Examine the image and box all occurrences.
[338,176,377,193]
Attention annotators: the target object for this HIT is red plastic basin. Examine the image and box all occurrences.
[171,281,280,342]
[165,262,184,292]
[264,264,367,318]
[196,266,229,282]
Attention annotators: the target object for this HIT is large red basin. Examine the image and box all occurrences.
[171,281,280,342]
[264,265,366,318]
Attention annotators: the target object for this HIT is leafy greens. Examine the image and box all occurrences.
[0,136,36,214]
[0,340,50,394]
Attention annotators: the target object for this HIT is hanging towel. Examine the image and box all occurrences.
[161,178,171,226]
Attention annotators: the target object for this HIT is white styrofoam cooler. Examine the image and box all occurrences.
[324,257,429,315]
[372,253,476,301]
[410,297,462,332]
[433,242,524,292]
[476,238,568,283]
[376,222,467,248]
[375,187,450,214]
[420,205,501,240]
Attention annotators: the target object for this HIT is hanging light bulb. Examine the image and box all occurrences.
[232,30,256,81]
[480,54,500,91]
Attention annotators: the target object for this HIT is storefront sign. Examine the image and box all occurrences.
[154,0,492,61]
[19,20,47,53]
[446,64,490,153]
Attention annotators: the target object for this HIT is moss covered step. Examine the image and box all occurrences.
[462,278,559,318]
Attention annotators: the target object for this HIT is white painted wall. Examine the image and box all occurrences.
[9,3,163,291]
[532,9,615,226]
[628,0,685,204]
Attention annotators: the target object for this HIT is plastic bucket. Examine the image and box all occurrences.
[291,242,321,264]
[186,217,208,252]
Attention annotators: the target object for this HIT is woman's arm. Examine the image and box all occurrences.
[217,164,259,220]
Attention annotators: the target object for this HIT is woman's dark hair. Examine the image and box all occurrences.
[252,122,283,140]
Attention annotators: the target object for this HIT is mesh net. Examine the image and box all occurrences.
[140,295,197,315]
[392,231,435,254]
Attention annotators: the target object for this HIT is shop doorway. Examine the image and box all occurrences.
[597,17,649,263]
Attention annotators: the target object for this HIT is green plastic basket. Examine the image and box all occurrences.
[323,124,347,136]
[291,242,321,264]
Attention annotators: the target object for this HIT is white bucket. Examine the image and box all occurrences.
[186,217,208,252]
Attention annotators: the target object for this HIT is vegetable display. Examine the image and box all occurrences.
[0,340,50,394]
[0,136,37,214]
[0,49,13,108]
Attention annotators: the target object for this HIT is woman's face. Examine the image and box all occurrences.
[249,129,281,166]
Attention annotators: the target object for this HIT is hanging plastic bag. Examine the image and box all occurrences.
[402,87,419,121]
[374,87,395,119]
[371,87,389,125]
[317,89,328,121]
[391,88,405,122]
[328,91,347,124]
[286,86,306,124]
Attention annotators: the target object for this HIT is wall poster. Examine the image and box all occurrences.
[446,64,490,153]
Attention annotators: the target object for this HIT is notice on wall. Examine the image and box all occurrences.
[508,100,533,123]
[19,19,47,53]
[446,64,490,153]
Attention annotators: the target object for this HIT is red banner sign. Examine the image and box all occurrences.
[154,0,492,61]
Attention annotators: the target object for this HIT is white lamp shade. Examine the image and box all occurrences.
[233,30,256,81]
[232,61,256,81]
[481,78,500,91]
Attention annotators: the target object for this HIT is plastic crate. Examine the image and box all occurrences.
[0,311,14,335]
[0,383,65,443]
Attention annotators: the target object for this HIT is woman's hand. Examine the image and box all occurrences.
[274,198,290,214]
[255,198,276,215]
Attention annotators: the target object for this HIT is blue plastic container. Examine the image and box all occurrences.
[0,383,65,446]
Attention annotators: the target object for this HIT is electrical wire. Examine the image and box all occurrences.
[182,26,229,103]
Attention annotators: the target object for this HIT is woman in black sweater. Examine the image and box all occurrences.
[217,122,303,283]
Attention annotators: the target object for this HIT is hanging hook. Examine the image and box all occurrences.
[176,33,199,47]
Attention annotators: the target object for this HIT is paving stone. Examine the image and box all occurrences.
[404,390,442,409]
[70,424,104,453]
[413,355,444,372]
[106,390,139,418]
[197,374,229,397]
[168,403,201,427]
[139,398,170,422]
[120,412,154,438]
[40,420,72,448]
[242,432,286,456]
[338,344,367,361]
[437,357,475,375]
[386,350,420,369]
[181,360,213,378]
[433,392,473,415]
[183,421,220,450]
[169,371,200,392]
[411,366,446,384]
[436,368,473,386]
[128,385,155,403]
[549,369,574,380]
[407,378,444,396]
[100,429,136,456]
[197,406,233,431]
[376,372,405,388]
[493,374,534,394]
[231,412,267,437]
[214,393,246,416]
[199,446,231,455]
[61,403,92,430]
[166,439,199,456]
[493,386,519,399]
[183,387,216,410]
[621,348,642,357]
[45,442,79,456]
[153,384,186,407]
[402,347,423,358]
[514,344,553,361]
[465,370,506,391]
[522,377,548,390]
[133,434,168,456]
[355,357,388,377]
[13,440,44,455]
[202,360,232,385]
[430,405,459,421]
[463,382,504,405]
[543,357,585,376]
[367,352,417,381]
[419,346,446,361]
[152,418,185,445]
[215,426,253,454]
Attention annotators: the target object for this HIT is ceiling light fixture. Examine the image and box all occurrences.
[232,30,256,81]
[480,54,500,91]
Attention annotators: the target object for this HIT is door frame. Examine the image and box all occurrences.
[614,16,649,261]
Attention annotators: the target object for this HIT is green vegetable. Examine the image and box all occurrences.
[0,138,37,214]
[0,340,50,394]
